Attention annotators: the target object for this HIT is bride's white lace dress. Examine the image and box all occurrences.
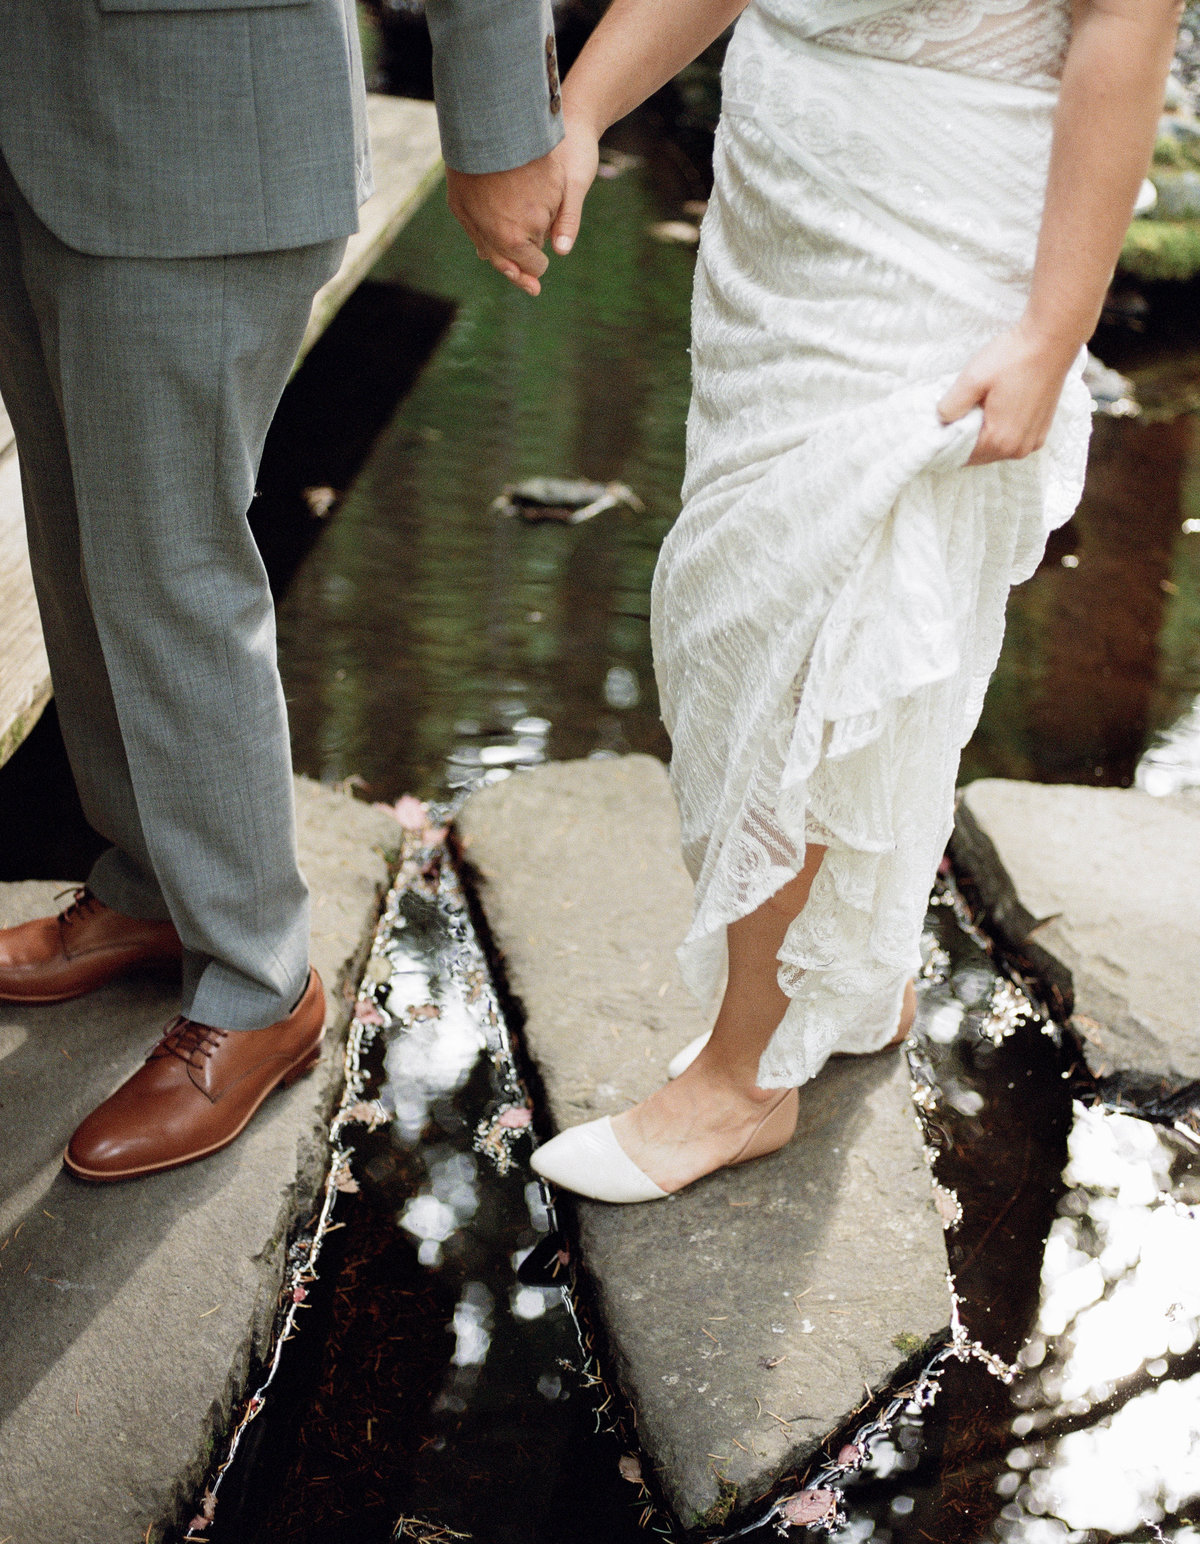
[650,0,1093,1087]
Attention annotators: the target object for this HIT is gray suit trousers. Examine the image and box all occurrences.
[0,152,345,1031]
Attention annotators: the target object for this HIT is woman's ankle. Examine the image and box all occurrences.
[680,1053,777,1107]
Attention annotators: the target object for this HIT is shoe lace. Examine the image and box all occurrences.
[55,887,102,928]
[151,1017,227,1067]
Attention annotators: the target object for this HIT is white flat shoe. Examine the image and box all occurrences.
[530,1089,800,1204]
[667,1030,711,1079]
[531,1116,670,1203]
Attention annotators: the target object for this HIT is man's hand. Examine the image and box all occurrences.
[446,151,566,297]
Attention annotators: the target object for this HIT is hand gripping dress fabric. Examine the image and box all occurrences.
[650,0,1093,1088]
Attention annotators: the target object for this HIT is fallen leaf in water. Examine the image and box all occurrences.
[648,220,700,244]
[364,957,392,987]
[498,1105,533,1128]
[292,1284,308,1303]
[779,1489,838,1526]
[618,1454,643,1484]
[837,1442,864,1467]
[381,794,432,830]
[353,1000,386,1025]
[302,485,338,518]
[332,1165,360,1194]
[344,1100,388,1129]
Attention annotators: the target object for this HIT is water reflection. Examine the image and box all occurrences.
[995,1107,1200,1540]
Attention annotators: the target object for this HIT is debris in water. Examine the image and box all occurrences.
[778,1488,838,1526]
[490,477,644,526]
[618,1453,643,1484]
[1081,351,1140,418]
[647,219,701,245]
[393,1520,473,1542]
[341,1099,390,1130]
[375,793,448,843]
[301,485,339,518]
[596,148,643,180]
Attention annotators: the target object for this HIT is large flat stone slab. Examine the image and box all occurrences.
[951,779,1200,1087]
[0,777,399,1544]
[457,756,951,1530]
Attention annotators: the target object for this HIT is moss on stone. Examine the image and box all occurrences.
[891,1331,927,1357]
[1120,218,1200,282]
[700,1474,739,1530]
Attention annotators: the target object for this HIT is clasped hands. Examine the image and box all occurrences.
[445,114,600,297]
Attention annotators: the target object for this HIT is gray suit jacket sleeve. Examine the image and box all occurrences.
[426,0,565,174]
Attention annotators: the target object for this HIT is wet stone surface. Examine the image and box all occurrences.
[0,778,398,1544]
[457,755,952,1531]
[952,779,1200,1090]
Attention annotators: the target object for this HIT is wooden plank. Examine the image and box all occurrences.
[0,95,443,769]
[0,446,51,767]
[299,94,443,362]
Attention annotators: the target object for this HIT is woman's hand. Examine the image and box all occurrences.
[549,111,602,256]
[937,320,1079,465]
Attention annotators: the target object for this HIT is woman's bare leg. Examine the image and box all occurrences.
[612,844,917,1191]
[610,844,827,1192]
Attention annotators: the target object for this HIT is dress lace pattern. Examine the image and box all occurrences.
[815,0,1071,89]
[651,0,1091,1087]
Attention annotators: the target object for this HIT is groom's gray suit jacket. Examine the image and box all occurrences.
[0,0,564,259]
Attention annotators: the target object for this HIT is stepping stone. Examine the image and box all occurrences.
[952,779,1200,1089]
[0,778,401,1544]
[458,755,951,1530]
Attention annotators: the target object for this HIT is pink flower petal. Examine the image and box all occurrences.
[780,1489,838,1526]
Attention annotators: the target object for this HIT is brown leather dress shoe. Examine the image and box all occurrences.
[64,968,326,1182]
[0,888,182,1004]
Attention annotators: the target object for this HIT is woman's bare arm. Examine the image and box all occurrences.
[543,0,749,255]
[940,0,1181,463]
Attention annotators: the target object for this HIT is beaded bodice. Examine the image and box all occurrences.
[755,0,1073,88]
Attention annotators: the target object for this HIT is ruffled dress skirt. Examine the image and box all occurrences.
[650,2,1093,1088]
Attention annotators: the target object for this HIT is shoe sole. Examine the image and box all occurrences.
[61,1041,323,1183]
[0,957,184,1006]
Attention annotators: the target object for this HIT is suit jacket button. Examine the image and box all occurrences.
[545,32,555,55]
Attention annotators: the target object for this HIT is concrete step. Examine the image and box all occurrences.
[0,777,400,1544]
[457,755,951,1531]
[952,778,1200,1088]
